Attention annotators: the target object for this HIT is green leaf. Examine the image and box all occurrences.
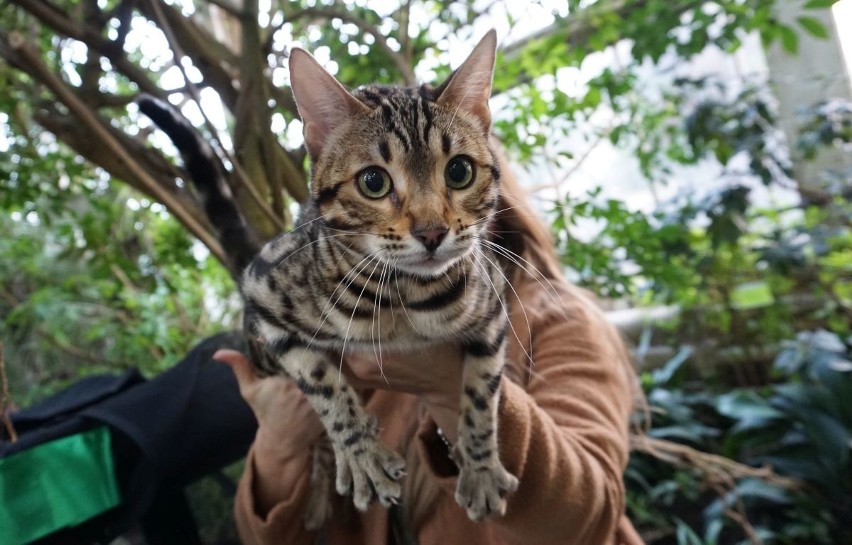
[780,25,800,54]
[804,0,837,9]
[797,16,830,39]
[716,390,782,421]
[731,280,775,310]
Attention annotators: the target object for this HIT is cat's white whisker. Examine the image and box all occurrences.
[478,250,534,366]
[272,232,352,271]
[469,251,532,367]
[338,255,383,380]
[292,211,334,230]
[461,254,470,296]
[480,239,571,322]
[307,247,378,350]
[393,267,420,335]
[371,259,390,385]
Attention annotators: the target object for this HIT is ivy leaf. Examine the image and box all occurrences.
[797,16,830,39]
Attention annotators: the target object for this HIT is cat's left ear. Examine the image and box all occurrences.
[289,48,370,158]
[436,29,497,132]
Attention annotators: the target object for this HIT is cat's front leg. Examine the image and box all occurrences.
[454,338,519,520]
[269,345,406,512]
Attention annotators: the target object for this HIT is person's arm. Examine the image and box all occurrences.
[415,291,635,545]
[215,350,325,545]
[234,436,318,544]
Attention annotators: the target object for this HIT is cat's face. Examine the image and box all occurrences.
[289,31,499,278]
[309,87,499,277]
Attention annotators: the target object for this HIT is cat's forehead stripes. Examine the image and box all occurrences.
[442,133,452,155]
[310,80,499,239]
[378,139,391,163]
[356,85,445,152]
[352,84,467,191]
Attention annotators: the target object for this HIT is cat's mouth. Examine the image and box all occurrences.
[414,254,449,267]
[397,253,458,277]
[397,252,464,277]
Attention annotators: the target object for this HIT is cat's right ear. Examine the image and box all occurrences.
[289,48,369,158]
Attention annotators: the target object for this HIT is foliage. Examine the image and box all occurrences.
[0,0,850,543]
[184,461,244,545]
[627,329,852,545]
[553,181,850,333]
[0,116,238,404]
[547,74,850,343]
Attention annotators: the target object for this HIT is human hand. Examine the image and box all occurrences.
[344,343,465,442]
[214,349,324,461]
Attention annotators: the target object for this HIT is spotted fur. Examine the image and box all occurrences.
[135,31,516,523]
[253,31,516,525]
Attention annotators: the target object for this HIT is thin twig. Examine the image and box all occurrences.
[529,131,608,194]
[268,4,417,86]
[6,31,229,264]
[0,343,19,443]
[35,328,119,366]
[9,0,166,98]
[709,478,765,545]
[148,0,288,233]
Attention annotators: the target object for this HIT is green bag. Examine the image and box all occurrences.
[0,426,121,545]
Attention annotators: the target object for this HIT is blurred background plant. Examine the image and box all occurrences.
[1,0,850,543]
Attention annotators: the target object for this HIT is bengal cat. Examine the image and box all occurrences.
[142,29,518,527]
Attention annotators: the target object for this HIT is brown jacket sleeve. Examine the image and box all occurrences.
[418,285,636,545]
[233,447,318,545]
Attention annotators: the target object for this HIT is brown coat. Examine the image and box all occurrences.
[233,277,644,545]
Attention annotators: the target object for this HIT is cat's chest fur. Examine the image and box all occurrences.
[241,219,506,354]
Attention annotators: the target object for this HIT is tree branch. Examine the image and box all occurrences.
[236,0,308,221]
[31,104,197,217]
[148,0,288,232]
[108,0,135,49]
[9,0,167,99]
[136,0,240,111]
[397,0,413,64]
[494,0,704,95]
[4,30,228,264]
[204,0,244,19]
[631,434,803,491]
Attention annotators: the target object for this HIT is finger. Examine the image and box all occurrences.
[213,349,258,389]
[342,359,383,390]
[346,352,395,379]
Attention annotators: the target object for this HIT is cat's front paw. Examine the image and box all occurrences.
[335,439,406,511]
[455,462,519,520]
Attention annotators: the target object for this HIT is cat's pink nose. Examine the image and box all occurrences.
[412,227,448,252]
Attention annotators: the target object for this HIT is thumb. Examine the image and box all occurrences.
[213,349,258,390]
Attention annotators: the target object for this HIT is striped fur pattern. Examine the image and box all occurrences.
[245,31,518,525]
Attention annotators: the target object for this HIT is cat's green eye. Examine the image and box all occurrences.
[357,167,392,199]
[445,156,475,189]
